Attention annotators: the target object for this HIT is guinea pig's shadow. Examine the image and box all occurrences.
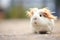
[34,31,49,34]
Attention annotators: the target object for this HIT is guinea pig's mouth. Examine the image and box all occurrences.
[32,20,40,25]
[34,22,37,24]
[34,22,40,25]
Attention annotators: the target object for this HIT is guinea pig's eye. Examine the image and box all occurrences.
[40,14,42,17]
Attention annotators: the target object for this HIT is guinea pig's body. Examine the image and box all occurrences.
[31,17,54,34]
[27,8,57,34]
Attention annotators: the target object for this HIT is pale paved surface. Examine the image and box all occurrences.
[0,19,60,40]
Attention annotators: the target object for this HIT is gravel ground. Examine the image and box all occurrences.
[0,19,60,40]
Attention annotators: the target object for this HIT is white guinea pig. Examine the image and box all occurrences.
[26,8,57,34]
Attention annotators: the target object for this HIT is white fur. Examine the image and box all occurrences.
[27,8,55,34]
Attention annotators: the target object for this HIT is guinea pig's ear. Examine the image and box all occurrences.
[42,8,57,20]
[43,12,48,17]
[43,12,57,20]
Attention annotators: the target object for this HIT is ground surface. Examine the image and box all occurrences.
[0,19,60,40]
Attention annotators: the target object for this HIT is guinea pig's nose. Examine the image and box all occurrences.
[33,18,37,20]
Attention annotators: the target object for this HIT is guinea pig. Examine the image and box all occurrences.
[26,8,57,34]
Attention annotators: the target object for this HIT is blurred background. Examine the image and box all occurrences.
[0,0,60,35]
[0,0,59,19]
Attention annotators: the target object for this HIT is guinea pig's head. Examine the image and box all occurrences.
[27,8,57,25]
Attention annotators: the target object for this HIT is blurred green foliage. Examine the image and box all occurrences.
[6,5,27,19]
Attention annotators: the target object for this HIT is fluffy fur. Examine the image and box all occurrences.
[26,8,57,34]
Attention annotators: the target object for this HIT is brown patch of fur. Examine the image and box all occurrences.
[42,8,57,20]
